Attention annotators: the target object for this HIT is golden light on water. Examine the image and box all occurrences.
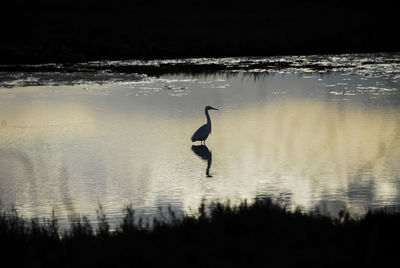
[210,99,400,212]
[1,75,400,226]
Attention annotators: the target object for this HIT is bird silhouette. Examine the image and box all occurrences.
[191,106,218,144]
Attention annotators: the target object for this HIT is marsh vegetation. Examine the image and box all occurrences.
[1,197,399,267]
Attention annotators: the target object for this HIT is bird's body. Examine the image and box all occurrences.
[191,106,218,144]
[191,124,211,143]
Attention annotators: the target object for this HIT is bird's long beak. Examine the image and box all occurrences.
[211,107,219,111]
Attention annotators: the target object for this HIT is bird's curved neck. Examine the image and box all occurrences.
[205,109,211,127]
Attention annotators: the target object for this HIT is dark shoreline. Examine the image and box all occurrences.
[1,197,400,267]
[2,0,399,65]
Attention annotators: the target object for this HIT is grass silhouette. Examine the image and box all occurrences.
[1,197,400,267]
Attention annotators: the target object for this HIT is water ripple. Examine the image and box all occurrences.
[1,53,400,88]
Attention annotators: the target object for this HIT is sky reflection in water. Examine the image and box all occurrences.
[0,70,400,228]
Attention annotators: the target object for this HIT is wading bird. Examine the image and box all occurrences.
[191,106,218,144]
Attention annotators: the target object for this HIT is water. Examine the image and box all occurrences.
[1,53,400,228]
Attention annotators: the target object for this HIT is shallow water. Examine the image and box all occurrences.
[1,54,400,228]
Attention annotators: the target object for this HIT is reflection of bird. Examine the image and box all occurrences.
[191,106,218,144]
[191,145,213,177]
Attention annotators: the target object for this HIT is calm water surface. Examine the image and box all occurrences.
[1,54,400,228]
